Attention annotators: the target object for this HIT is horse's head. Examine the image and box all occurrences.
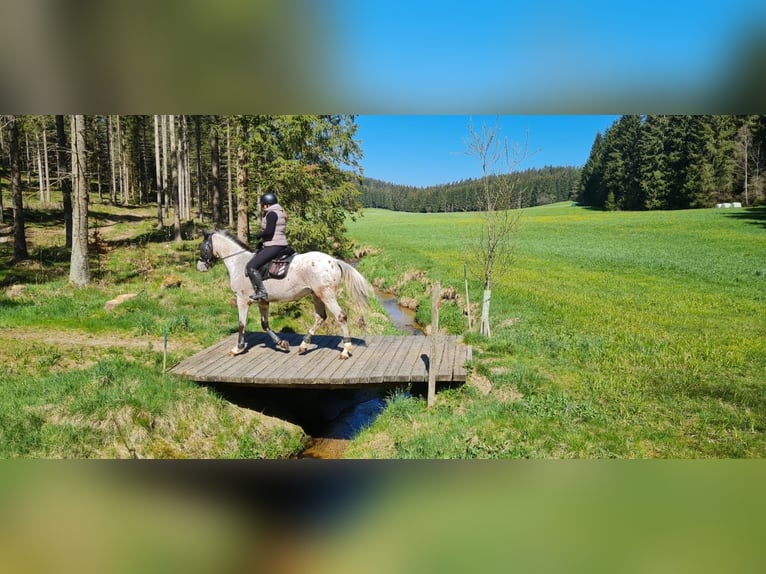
[197,232,216,272]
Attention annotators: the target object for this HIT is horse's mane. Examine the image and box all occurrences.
[214,229,253,252]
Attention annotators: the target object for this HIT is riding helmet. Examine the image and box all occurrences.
[260,192,278,206]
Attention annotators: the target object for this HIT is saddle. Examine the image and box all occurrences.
[258,246,296,280]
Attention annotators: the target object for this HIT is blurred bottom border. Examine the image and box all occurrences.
[1,460,764,574]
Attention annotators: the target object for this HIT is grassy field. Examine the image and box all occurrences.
[2,195,765,458]
[345,203,766,458]
[1,197,400,458]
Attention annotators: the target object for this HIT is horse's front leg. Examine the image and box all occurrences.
[259,301,290,352]
[230,296,250,355]
[298,295,327,355]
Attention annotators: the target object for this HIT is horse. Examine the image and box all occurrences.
[196,230,373,359]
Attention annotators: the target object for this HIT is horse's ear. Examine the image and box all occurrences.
[199,230,211,239]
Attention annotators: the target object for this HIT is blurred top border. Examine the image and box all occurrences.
[1,0,765,114]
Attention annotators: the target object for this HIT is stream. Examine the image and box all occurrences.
[214,289,424,458]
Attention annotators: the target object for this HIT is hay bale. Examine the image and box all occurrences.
[161,275,182,290]
[104,293,137,311]
[5,284,26,298]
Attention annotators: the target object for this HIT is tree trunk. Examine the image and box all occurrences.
[95,116,103,202]
[36,131,44,202]
[195,115,203,222]
[170,115,182,242]
[177,116,185,220]
[154,115,163,228]
[108,115,116,204]
[55,115,73,248]
[161,114,169,219]
[9,116,29,261]
[236,140,249,242]
[226,119,234,228]
[480,289,491,337]
[25,132,31,185]
[43,123,50,202]
[115,115,126,205]
[210,118,222,226]
[69,115,90,286]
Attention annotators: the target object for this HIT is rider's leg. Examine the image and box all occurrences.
[245,247,280,302]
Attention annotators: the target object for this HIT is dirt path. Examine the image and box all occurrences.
[1,326,199,354]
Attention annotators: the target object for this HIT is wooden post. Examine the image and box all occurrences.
[464,262,472,330]
[428,281,440,408]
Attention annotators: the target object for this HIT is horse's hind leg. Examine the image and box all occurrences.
[322,293,353,359]
[259,301,290,352]
[230,297,250,355]
[298,295,327,355]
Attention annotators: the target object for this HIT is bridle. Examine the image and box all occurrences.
[198,233,249,269]
[198,234,217,268]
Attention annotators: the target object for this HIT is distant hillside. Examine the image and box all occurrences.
[355,166,581,212]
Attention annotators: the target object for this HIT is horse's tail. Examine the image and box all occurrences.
[336,260,374,307]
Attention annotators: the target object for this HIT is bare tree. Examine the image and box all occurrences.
[153,114,163,228]
[210,116,223,226]
[55,115,73,248]
[195,115,203,222]
[42,118,50,202]
[161,114,169,219]
[69,115,90,286]
[8,115,29,260]
[236,125,249,242]
[169,114,182,242]
[227,118,234,228]
[465,118,526,337]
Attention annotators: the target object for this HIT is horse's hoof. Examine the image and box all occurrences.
[297,345,308,355]
[338,353,350,360]
[277,340,290,352]
[230,345,246,356]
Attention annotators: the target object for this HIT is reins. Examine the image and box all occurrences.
[220,249,249,261]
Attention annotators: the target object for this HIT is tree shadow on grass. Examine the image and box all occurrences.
[723,206,766,229]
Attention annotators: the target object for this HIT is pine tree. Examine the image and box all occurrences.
[578,132,606,206]
[639,115,670,210]
[683,116,717,208]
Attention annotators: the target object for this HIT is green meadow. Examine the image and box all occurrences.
[345,203,766,458]
[2,198,764,458]
[0,201,314,458]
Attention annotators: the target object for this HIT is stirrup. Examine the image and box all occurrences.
[249,291,268,302]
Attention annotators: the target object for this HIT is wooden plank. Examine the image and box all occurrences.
[437,336,456,382]
[309,338,372,385]
[189,337,245,377]
[278,337,348,385]
[393,335,428,382]
[366,336,410,383]
[170,334,471,388]
[170,335,235,377]
[379,335,422,383]
[324,337,384,385]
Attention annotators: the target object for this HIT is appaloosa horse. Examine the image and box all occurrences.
[197,230,373,359]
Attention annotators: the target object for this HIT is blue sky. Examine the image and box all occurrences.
[329,1,766,114]
[354,115,619,187]
[332,1,766,187]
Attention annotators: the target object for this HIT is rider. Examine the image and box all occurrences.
[246,192,289,303]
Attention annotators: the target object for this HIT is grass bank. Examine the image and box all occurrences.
[345,204,766,458]
[0,196,390,458]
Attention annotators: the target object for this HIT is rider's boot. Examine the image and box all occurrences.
[247,270,269,302]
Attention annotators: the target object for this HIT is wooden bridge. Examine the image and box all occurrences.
[169,333,471,388]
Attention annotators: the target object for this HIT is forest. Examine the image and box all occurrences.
[577,115,766,210]
[0,115,364,285]
[357,166,581,212]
